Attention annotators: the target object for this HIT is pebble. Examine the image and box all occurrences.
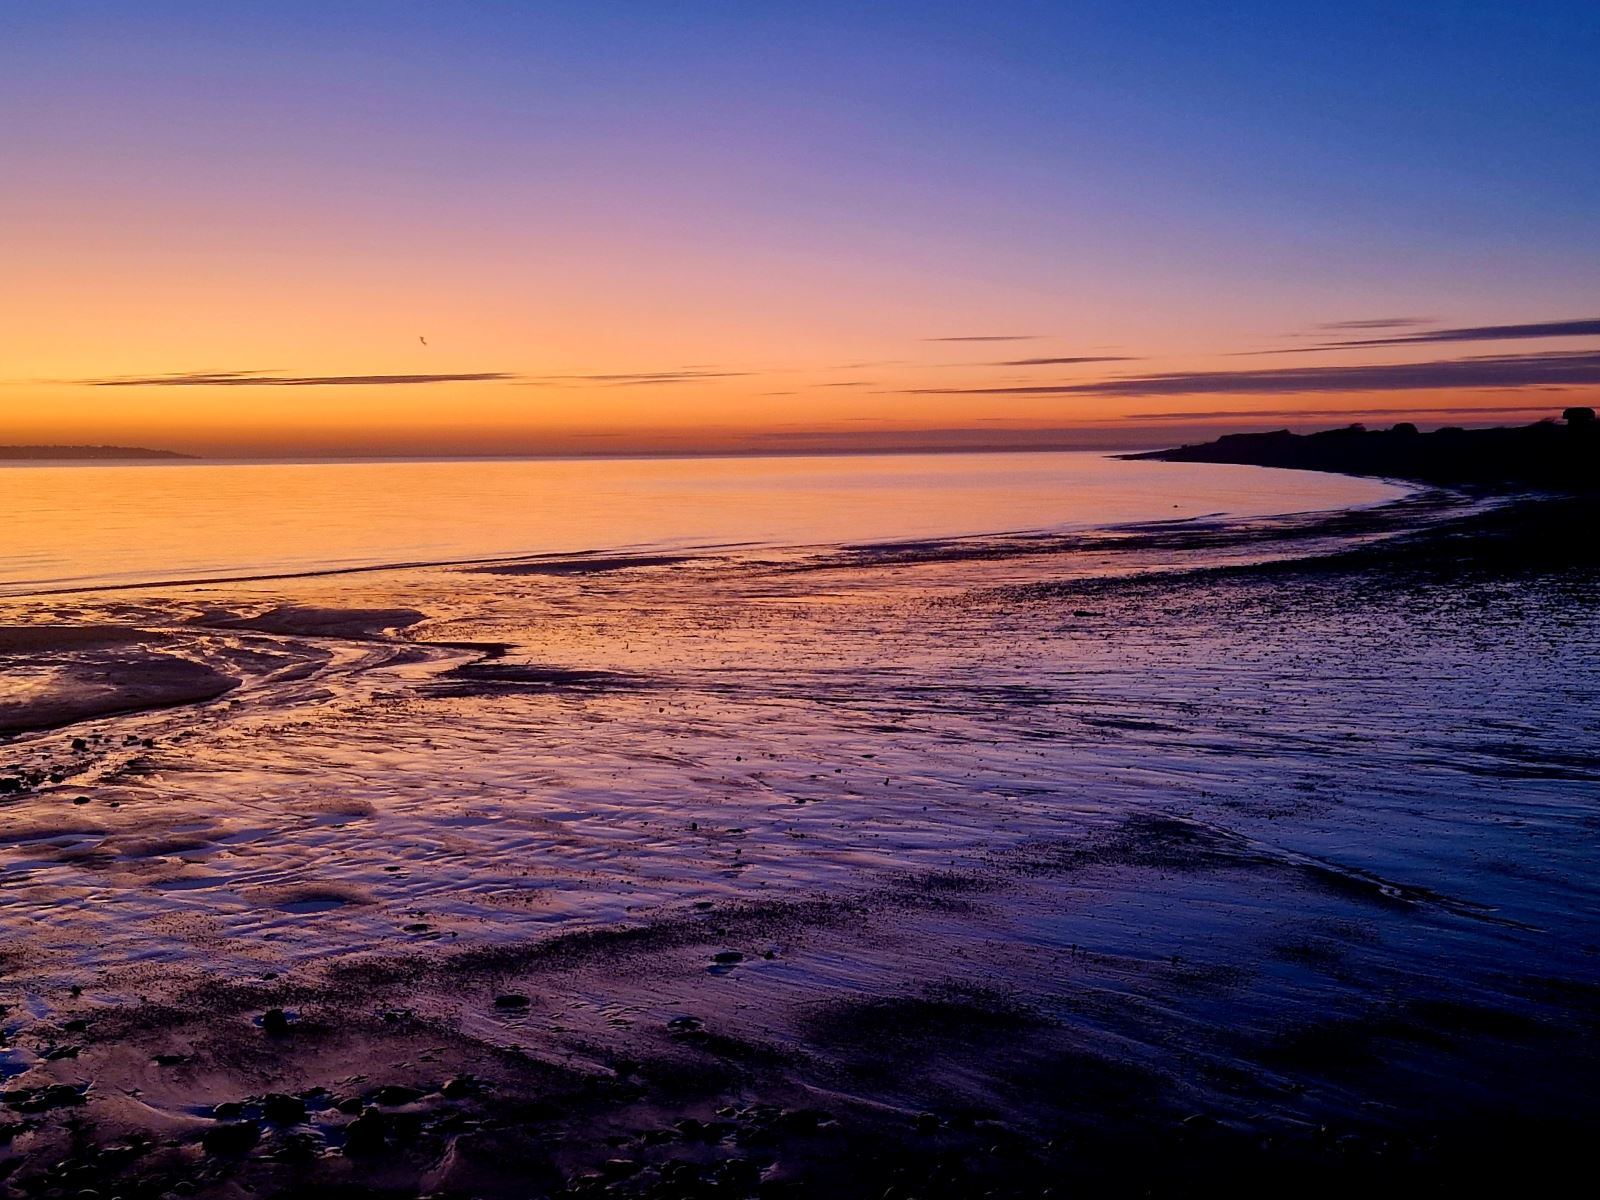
[202,1120,260,1157]
[599,1159,642,1180]
[2,1083,86,1112]
[371,1084,424,1106]
[342,1109,388,1155]
[262,1093,306,1124]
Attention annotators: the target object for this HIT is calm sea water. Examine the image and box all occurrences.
[0,451,1405,594]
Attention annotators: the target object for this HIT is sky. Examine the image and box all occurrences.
[2,1,1598,456]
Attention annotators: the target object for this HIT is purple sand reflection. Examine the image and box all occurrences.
[0,469,1595,1197]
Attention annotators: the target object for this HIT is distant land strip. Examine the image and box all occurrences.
[0,445,193,460]
[1128,408,1597,491]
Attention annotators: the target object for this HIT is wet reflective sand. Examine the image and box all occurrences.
[1,487,1597,1197]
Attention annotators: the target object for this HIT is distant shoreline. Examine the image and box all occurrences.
[0,444,193,461]
[1127,410,1597,493]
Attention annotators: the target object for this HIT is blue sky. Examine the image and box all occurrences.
[3,2,1597,452]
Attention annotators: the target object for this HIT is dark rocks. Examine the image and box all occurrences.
[667,1015,707,1042]
[440,1074,476,1099]
[261,1093,306,1124]
[493,993,530,1010]
[268,1129,323,1164]
[657,1159,704,1189]
[715,1157,763,1190]
[202,1120,260,1157]
[389,1111,427,1145]
[913,1111,940,1135]
[371,1084,424,1106]
[212,1101,245,1120]
[712,950,744,964]
[342,1109,388,1155]
[774,1108,832,1134]
[259,1008,291,1035]
[675,1117,736,1143]
[2,1084,87,1112]
[599,1158,642,1180]
[433,1109,472,1134]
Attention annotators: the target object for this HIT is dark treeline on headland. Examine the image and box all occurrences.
[1129,408,1598,492]
[0,444,192,461]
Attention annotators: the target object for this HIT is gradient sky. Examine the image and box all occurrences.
[3,1,1598,455]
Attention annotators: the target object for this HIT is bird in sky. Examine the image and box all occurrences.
[419,336,428,346]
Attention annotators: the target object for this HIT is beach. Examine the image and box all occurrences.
[11,1,1599,1192]
[1,463,1597,1197]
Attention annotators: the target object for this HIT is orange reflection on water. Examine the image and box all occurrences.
[0,452,1404,594]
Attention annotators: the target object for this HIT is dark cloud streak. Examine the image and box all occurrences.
[1301,317,1600,351]
[909,351,1600,398]
[923,334,1042,342]
[989,355,1137,367]
[86,370,515,387]
[1315,317,1434,331]
[80,367,755,389]
[526,370,752,386]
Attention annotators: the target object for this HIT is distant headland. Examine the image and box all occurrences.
[0,444,193,461]
[1128,407,1597,492]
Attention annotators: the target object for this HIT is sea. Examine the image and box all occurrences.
[0,450,1405,594]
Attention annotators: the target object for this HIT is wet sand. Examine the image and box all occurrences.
[1,491,1597,1197]
[0,626,240,734]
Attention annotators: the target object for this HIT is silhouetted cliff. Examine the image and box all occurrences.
[1128,409,1597,491]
